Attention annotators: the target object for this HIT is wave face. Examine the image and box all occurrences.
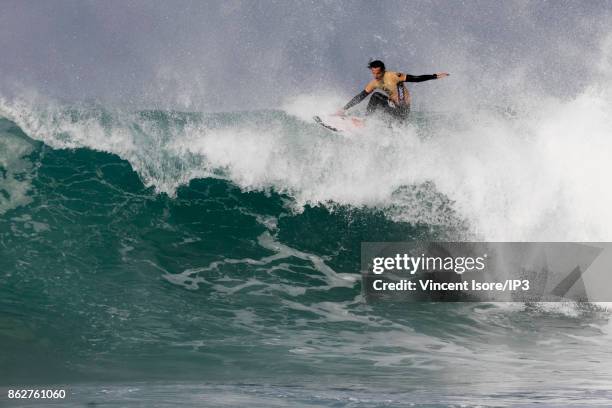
[2,92,612,406]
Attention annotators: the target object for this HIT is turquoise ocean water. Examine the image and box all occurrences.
[1,106,612,407]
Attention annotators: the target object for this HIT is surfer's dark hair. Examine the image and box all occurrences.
[368,60,385,70]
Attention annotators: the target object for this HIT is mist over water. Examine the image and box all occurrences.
[1,1,611,109]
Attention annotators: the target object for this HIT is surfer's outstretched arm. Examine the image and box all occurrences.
[342,89,370,111]
[402,72,449,82]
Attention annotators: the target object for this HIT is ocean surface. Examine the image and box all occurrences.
[2,98,612,407]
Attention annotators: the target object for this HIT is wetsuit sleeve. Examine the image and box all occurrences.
[343,90,369,110]
[404,74,437,82]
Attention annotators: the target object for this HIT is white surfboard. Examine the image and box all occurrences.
[313,115,365,133]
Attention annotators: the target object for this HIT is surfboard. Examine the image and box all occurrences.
[313,115,365,133]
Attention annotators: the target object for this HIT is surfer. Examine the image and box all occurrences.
[338,60,449,121]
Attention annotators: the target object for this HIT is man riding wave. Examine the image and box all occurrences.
[339,60,449,121]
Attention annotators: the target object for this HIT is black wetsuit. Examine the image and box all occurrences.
[343,74,438,121]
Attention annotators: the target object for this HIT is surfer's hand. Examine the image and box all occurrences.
[435,72,449,79]
[334,109,346,116]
